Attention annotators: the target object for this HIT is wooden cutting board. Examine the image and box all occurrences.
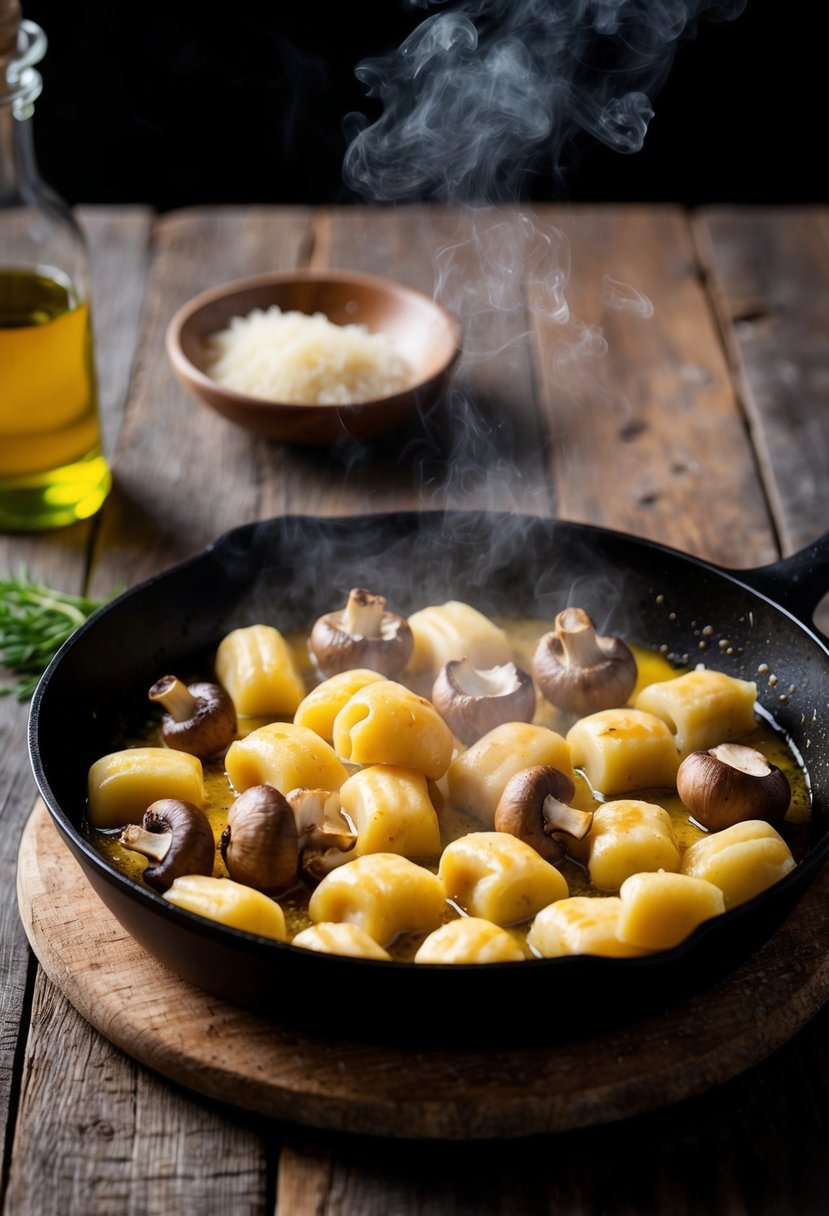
[16,799,829,1141]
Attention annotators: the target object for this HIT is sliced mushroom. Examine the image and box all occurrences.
[494,765,593,864]
[532,608,636,716]
[676,742,791,831]
[149,675,237,760]
[120,798,215,893]
[285,787,357,881]
[309,588,414,678]
[431,656,536,745]
[220,784,299,893]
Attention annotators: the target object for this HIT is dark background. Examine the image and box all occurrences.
[20,0,822,211]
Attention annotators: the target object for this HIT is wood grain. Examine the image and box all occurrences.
[17,801,829,1144]
[530,204,778,569]
[0,206,152,1182]
[694,206,829,558]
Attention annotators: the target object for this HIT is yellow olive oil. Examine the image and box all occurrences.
[0,267,111,530]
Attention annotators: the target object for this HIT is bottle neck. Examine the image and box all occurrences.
[0,96,41,201]
[0,18,45,203]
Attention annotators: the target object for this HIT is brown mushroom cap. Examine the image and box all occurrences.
[120,798,216,893]
[220,785,299,893]
[494,765,593,864]
[149,675,237,760]
[676,743,791,831]
[431,656,536,744]
[309,588,414,678]
[532,607,637,717]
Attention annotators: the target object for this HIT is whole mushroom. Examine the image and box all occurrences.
[677,742,791,831]
[309,588,413,678]
[220,785,299,893]
[431,656,536,745]
[494,765,594,864]
[149,675,237,760]
[532,607,637,716]
[120,798,216,893]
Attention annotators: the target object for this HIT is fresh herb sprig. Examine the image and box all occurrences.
[0,571,110,701]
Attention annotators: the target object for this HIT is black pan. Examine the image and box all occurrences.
[27,512,829,1043]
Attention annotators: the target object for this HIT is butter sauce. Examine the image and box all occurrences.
[85,618,811,963]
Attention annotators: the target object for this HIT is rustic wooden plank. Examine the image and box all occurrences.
[530,204,778,569]
[257,204,554,519]
[275,1008,829,1216]
[0,206,151,1190]
[4,207,274,1216]
[693,206,829,558]
[87,206,314,597]
[3,977,267,1216]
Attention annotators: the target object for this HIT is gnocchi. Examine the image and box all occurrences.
[586,799,681,892]
[86,592,809,968]
[339,764,441,859]
[438,831,569,925]
[566,707,679,796]
[308,853,446,946]
[215,624,306,717]
[447,721,575,826]
[635,668,758,760]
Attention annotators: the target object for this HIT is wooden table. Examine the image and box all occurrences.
[2,203,829,1213]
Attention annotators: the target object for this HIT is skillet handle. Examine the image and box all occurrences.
[737,531,829,635]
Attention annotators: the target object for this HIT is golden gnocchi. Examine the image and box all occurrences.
[447,721,575,826]
[414,917,526,964]
[566,707,679,796]
[224,720,349,795]
[586,799,681,892]
[339,764,441,859]
[438,831,569,925]
[680,820,796,908]
[635,668,758,759]
[86,590,809,968]
[308,853,447,946]
[87,747,204,830]
[527,896,649,959]
[215,623,306,717]
[332,679,454,779]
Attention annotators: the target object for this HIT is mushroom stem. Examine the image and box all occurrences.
[555,608,612,669]
[342,588,386,638]
[149,675,198,722]
[542,795,593,841]
[120,823,172,863]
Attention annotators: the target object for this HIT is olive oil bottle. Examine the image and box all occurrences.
[0,5,111,529]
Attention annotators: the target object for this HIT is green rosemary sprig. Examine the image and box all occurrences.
[0,571,111,701]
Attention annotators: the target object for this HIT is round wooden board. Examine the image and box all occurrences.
[16,800,829,1141]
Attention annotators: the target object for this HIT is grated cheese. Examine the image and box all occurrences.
[205,306,412,405]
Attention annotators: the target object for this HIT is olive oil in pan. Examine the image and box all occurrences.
[0,268,111,528]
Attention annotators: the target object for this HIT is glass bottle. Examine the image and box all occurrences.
[0,13,111,530]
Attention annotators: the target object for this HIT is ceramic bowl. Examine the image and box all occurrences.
[165,269,461,445]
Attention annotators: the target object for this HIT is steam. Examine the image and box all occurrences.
[344,0,747,204]
[337,0,746,521]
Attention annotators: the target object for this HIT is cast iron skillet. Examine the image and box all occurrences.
[27,512,829,1043]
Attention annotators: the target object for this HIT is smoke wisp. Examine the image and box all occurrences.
[343,0,747,204]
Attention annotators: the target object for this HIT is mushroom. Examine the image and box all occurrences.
[220,784,299,893]
[120,798,216,893]
[148,675,237,760]
[494,765,594,864]
[309,588,413,678]
[532,608,637,716]
[676,742,791,831]
[285,787,357,881]
[431,656,536,744]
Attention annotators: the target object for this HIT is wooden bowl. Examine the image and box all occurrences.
[165,269,462,445]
